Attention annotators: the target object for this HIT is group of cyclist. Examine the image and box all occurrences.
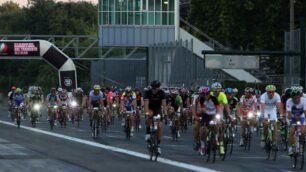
[7,80,305,160]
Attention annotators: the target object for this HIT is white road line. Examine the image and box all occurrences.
[0,120,217,172]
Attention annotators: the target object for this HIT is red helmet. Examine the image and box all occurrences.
[11,86,16,90]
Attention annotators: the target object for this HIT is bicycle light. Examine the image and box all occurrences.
[247,112,254,119]
[34,104,40,111]
[71,101,77,107]
[216,114,221,120]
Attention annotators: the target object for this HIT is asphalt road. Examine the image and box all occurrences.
[0,104,301,172]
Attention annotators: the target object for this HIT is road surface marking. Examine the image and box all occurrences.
[0,120,217,172]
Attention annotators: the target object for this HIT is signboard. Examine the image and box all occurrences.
[205,55,259,69]
[60,70,76,91]
[0,42,40,56]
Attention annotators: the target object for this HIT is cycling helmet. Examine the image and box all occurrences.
[125,86,132,92]
[150,80,161,89]
[199,86,210,95]
[93,84,101,90]
[225,87,233,94]
[180,88,187,94]
[232,88,238,93]
[170,89,179,95]
[11,86,16,90]
[211,82,222,90]
[16,88,22,93]
[291,87,302,97]
[76,87,83,93]
[254,89,261,95]
[58,88,63,92]
[265,84,276,92]
[284,88,292,97]
[244,87,254,93]
[297,85,304,92]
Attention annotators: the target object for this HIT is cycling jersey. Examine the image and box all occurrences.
[144,89,166,115]
[260,92,281,120]
[89,90,104,107]
[169,95,182,112]
[211,91,228,104]
[136,93,142,107]
[47,93,59,106]
[239,95,257,115]
[195,96,220,116]
[12,93,24,106]
[122,95,135,111]
[181,94,189,108]
[286,97,306,124]
[30,95,42,104]
[228,97,238,110]
[58,94,69,106]
[122,91,136,99]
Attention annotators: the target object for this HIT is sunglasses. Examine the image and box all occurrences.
[268,91,275,94]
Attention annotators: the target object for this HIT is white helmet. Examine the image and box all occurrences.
[58,88,63,92]
[76,87,83,92]
[211,82,222,90]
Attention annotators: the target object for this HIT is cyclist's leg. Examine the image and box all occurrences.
[240,117,246,146]
[271,113,278,144]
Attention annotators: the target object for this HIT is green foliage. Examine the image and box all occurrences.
[0,0,97,93]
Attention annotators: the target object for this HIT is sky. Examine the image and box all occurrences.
[0,0,98,7]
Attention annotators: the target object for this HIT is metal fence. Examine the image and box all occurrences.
[284,29,305,87]
[148,39,232,89]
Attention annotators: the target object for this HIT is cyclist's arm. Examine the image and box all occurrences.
[144,99,149,115]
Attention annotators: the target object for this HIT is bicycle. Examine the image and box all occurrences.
[59,104,68,128]
[135,106,142,132]
[124,111,134,140]
[290,121,305,169]
[30,103,41,128]
[148,114,161,161]
[49,105,57,130]
[265,117,278,161]
[92,107,100,139]
[169,108,179,141]
[205,114,221,162]
[223,115,235,155]
[279,117,288,151]
[242,112,254,151]
[101,107,107,132]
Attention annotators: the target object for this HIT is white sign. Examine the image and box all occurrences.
[205,55,259,69]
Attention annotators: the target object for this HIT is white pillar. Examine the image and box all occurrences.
[174,0,180,41]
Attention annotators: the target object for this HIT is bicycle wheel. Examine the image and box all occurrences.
[247,134,252,151]
[299,141,305,169]
[17,113,21,128]
[229,136,234,155]
[291,154,297,169]
[266,141,271,160]
[126,120,130,140]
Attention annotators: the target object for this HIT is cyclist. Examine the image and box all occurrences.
[135,88,144,129]
[8,86,16,118]
[286,87,306,155]
[260,84,283,148]
[180,88,190,130]
[28,88,43,121]
[88,85,105,127]
[193,86,221,155]
[144,80,167,155]
[211,82,231,155]
[72,88,86,120]
[46,88,60,122]
[167,89,183,137]
[11,88,25,123]
[120,86,137,136]
[238,87,257,146]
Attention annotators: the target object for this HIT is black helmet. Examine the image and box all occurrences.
[150,80,161,89]
[284,88,292,97]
